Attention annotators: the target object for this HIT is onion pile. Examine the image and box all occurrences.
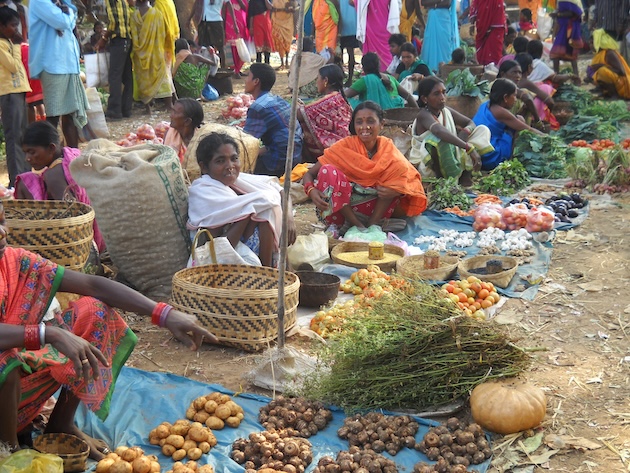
[313,447,398,473]
[148,419,217,461]
[186,392,245,429]
[231,430,313,473]
[337,413,419,455]
[259,396,333,437]
[413,418,491,473]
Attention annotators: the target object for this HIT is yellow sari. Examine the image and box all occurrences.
[153,0,180,65]
[399,0,417,41]
[591,29,630,99]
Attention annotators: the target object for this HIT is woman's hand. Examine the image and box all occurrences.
[376,186,401,199]
[410,73,424,81]
[470,149,482,172]
[309,188,329,211]
[46,326,109,380]
[164,310,218,351]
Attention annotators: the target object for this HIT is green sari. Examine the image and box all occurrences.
[173,62,210,99]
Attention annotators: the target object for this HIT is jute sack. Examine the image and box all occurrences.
[183,123,260,182]
[71,140,190,299]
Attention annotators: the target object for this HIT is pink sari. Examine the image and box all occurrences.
[225,0,249,74]
[363,0,393,71]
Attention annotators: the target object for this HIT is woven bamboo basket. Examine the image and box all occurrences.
[331,242,405,272]
[383,107,420,127]
[458,255,519,288]
[396,255,460,281]
[170,265,300,351]
[4,200,95,270]
[33,433,89,472]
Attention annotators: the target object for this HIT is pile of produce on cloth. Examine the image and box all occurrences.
[439,276,501,320]
[338,265,410,297]
[258,396,334,437]
[116,122,170,147]
[513,131,576,179]
[444,69,490,98]
[473,160,531,196]
[565,144,630,194]
[221,93,254,121]
[426,177,472,212]
[230,430,313,473]
[94,445,168,473]
[299,282,530,411]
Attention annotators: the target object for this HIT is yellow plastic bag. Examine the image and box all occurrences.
[0,449,63,473]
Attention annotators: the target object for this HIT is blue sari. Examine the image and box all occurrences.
[472,102,513,170]
[420,1,460,73]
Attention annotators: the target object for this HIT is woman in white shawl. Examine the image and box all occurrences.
[187,133,297,267]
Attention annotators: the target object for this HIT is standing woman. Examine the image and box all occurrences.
[469,0,506,66]
[248,0,274,64]
[226,0,249,76]
[421,0,460,73]
[398,0,420,40]
[356,0,400,71]
[313,0,339,57]
[272,0,295,69]
[549,0,584,76]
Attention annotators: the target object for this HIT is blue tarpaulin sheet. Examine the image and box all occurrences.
[75,367,490,473]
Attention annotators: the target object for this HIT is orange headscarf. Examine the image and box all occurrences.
[319,136,427,216]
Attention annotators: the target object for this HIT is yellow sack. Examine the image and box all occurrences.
[0,449,63,473]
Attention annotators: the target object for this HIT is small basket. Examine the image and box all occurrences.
[396,255,460,281]
[295,271,340,308]
[4,200,95,270]
[383,107,420,127]
[33,433,89,472]
[458,255,519,288]
[331,241,405,272]
[170,265,300,351]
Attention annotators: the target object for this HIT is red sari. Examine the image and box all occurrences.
[0,248,137,432]
[471,0,506,66]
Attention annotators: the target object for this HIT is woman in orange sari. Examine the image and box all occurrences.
[313,0,339,55]
[302,100,426,233]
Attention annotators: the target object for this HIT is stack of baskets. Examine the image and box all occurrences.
[4,200,95,270]
[170,265,300,351]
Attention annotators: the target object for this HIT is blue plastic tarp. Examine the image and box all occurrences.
[75,367,491,473]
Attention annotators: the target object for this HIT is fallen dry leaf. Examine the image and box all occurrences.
[544,434,602,452]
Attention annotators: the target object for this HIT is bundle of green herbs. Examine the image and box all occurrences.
[444,69,490,98]
[555,115,619,144]
[553,83,593,112]
[581,100,630,122]
[513,131,575,179]
[298,283,531,412]
[426,177,472,210]
[474,160,531,196]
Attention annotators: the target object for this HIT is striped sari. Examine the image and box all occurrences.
[0,248,137,432]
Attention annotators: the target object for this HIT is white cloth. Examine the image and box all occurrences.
[356,0,369,43]
[187,173,284,248]
[528,58,554,82]
[386,55,401,74]
[387,0,401,34]
[356,0,400,42]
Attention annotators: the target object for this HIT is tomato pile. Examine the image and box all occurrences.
[473,203,555,233]
[623,138,630,150]
[309,300,358,338]
[339,265,410,299]
[439,276,501,320]
[221,93,254,120]
[116,122,169,147]
[569,139,616,151]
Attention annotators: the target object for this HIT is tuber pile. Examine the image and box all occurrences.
[164,460,215,473]
[337,413,419,455]
[413,418,491,472]
[95,446,160,473]
[186,392,245,429]
[231,430,313,473]
[312,446,398,473]
[259,396,333,437]
[148,419,217,461]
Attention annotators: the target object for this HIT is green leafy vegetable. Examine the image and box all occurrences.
[426,177,472,210]
[582,100,630,121]
[513,131,574,179]
[554,115,619,144]
[444,69,490,98]
[553,84,593,112]
[474,160,531,196]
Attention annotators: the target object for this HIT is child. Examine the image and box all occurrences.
[16,39,46,122]
[451,47,466,64]
[0,6,31,187]
[84,21,107,54]
[519,8,535,34]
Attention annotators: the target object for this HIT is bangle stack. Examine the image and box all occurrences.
[303,182,315,196]
[24,324,41,350]
[151,302,173,328]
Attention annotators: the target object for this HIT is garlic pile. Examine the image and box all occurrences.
[500,229,533,251]
[476,228,506,248]
[414,230,476,252]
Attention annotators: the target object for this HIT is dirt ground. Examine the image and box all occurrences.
[4,64,630,472]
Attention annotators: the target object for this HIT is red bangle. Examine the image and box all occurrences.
[152,302,173,328]
[303,182,314,194]
[24,324,41,350]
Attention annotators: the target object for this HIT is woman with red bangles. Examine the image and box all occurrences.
[0,203,216,460]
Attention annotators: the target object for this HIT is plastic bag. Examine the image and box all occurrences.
[202,83,219,101]
[287,232,330,270]
[526,206,555,233]
[473,204,506,232]
[84,51,109,88]
[188,229,261,266]
[537,7,553,40]
[0,449,63,473]
[343,225,387,243]
[502,203,530,230]
[235,37,251,63]
[384,232,409,255]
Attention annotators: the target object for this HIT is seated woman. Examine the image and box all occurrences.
[187,133,296,267]
[0,205,215,458]
[344,53,419,110]
[398,42,431,82]
[298,64,353,161]
[409,76,492,186]
[288,37,328,98]
[587,29,630,99]
[513,53,558,128]
[302,101,427,234]
[473,78,544,170]
[172,38,217,99]
[497,59,545,126]
[526,39,580,86]
[15,121,105,253]
[164,98,205,164]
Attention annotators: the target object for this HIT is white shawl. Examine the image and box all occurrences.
[187,173,283,247]
[356,0,401,43]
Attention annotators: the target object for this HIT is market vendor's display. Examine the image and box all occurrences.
[231,430,313,473]
[396,254,460,282]
[339,266,410,298]
[337,413,419,455]
[185,392,245,429]
[331,243,406,272]
[566,146,630,194]
[427,177,472,212]
[148,420,217,460]
[166,461,214,473]
[95,446,161,473]
[513,131,575,179]
[439,276,501,318]
[458,256,519,289]
[221,93,254,121]
[301,283,531,410]
[469,379,547,434]
[258,396,333,437]
[474,160,531,196]
[309,300,359,338]
[544,193,587,223]
[116,122,170,147]
[313,448,398,473]
[414,418,491,471]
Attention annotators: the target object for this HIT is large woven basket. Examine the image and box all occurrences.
[458,255,519,288]
[396,255,460,281]
[170,265,300,351]
[4,200,95,270]
[33,433,89,472]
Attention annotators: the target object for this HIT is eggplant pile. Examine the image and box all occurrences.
[544,193,587,223]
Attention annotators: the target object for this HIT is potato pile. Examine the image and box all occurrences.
[414,418,491,473]
[312,447,398,473]
[148,420,217,461]
[231,430,313,473]
[164,460,215,473]
[259,396,333,438]
[95,446,160,473]
[337,413,419,455]
[186,392,245,430]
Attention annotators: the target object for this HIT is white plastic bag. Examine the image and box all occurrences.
[188,229,261,267]
[235,37,251,63]
[537,7,553,40]
[84,51,109,88]
[399,76,418,96]
[287,232,329,270]
[79,87,110,142]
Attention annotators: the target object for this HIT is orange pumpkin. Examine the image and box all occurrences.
[470,379,547,435]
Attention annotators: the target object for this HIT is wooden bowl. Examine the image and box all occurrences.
[295,271,341,308]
